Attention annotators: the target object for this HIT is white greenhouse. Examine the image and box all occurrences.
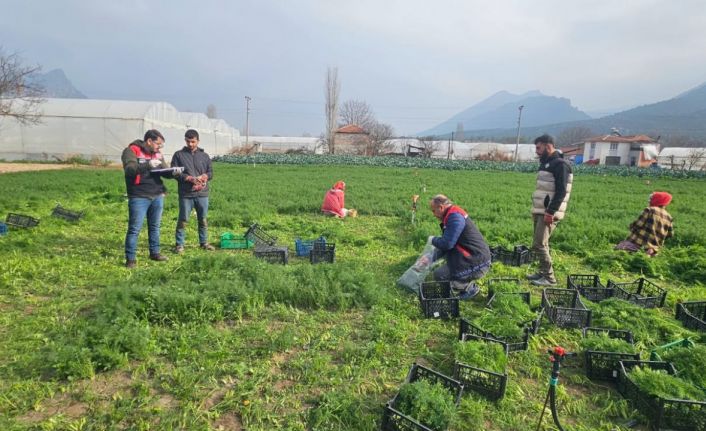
[0,98,241,162]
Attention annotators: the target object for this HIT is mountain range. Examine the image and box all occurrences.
[420,82,706,142]
[27,69,86,99]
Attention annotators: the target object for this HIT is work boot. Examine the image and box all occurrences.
[149,253,168,262]
[173,245,185,254]
[457,283,481,300]
[531,277,557,287]
[526,273,543,281]
[200,243,216,251]
[125,259,137,269]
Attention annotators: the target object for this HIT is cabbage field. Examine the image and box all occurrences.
[0,161,704,430]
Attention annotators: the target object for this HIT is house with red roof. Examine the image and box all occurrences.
[581,133,659,167]
[333,124,370,154]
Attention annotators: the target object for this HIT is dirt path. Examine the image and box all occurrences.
[0,163,120,174]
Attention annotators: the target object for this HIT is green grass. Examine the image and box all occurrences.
[0,162,705,430]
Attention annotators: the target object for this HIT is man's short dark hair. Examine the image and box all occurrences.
[534,134,554,146]
[144,129,164,142]
[185,129,200,140]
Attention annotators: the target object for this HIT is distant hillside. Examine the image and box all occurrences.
[446,81,706,143]
[418,91,590,136]
[28,69,86,99]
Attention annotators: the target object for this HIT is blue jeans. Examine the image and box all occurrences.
[125,196,164,260]
[175,196,209,246]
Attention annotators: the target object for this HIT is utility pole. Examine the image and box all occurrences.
[244,96,251,146]
[513,105,524,162]
[448,132,454,160]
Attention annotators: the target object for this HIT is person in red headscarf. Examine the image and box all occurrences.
[321,181,350,218]
[615,191,673,256]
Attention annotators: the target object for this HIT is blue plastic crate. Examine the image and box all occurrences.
[294,236,326,257]
[0,222,7,236]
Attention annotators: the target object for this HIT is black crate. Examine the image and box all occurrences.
[381,363,463,431]
[617,360,706,431]
[244,223,277,248]
[541,288,592,328]
[485,277,521,300]
[253,245,288,264]
[490,245,532,266]
[6,213,40,228]
[419,281,459,320]
[458,318,530,353]
[51,204,85,222]
[454,334,508,401]
[567,274,613,302]
[608,278,666,309]
[676,301,706,332]
[582,327,638,381]
[310,242,335,264]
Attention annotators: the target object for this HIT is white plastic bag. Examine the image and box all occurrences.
[397,237,435,294]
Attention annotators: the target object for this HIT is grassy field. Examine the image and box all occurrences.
[0,162,704,430]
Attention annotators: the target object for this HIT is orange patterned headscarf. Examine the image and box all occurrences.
[333,181,346,191]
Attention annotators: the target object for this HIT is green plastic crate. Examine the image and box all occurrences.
[220,232,254,249]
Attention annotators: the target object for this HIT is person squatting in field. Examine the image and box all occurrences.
[321,180,357,218]
[527,134,573,287]
[615,191,673,256]
[121,129,183,268]
[427,194,492,300]
[170,129,215,253]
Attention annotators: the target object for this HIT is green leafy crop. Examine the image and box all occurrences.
[396,380,458,430]
[455,339,507,373]
[628,366,705,401]
[580,333,636,354]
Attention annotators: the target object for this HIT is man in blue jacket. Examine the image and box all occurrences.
[171,129,215,253]
[429,194,492,299]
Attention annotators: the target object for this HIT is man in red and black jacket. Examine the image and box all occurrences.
[429,194,492,299]
[121,129,181,268]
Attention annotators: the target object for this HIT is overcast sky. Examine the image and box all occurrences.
[2,0,705,136]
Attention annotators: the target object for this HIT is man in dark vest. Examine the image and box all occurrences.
[171,129,215,253]
[121,129,182,268]
[527,134,573,286]
[428,194,492,299]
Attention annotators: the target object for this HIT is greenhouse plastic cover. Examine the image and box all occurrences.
[0,98,241,162]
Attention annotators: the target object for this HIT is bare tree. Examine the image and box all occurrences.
[455,122,465,142]
[324,67,340,154]
[367,121,395,155]
[417,136,440,158]
[0,47,45,126]
[685,148,706,171]
[205,104,217,119]
[339,99,374,129]
[556,126,593,146]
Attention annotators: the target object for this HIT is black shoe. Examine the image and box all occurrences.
[149,253,168,262]
[125,259,137,269]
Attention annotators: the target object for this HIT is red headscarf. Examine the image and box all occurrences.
[650,191,672,207]
[333,181,345,191]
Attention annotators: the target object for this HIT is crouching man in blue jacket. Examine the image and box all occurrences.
[429,194,492,299]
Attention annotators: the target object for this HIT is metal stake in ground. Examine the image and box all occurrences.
[411,194,419,224]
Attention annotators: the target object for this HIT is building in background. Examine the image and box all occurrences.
[581,133,657,166]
